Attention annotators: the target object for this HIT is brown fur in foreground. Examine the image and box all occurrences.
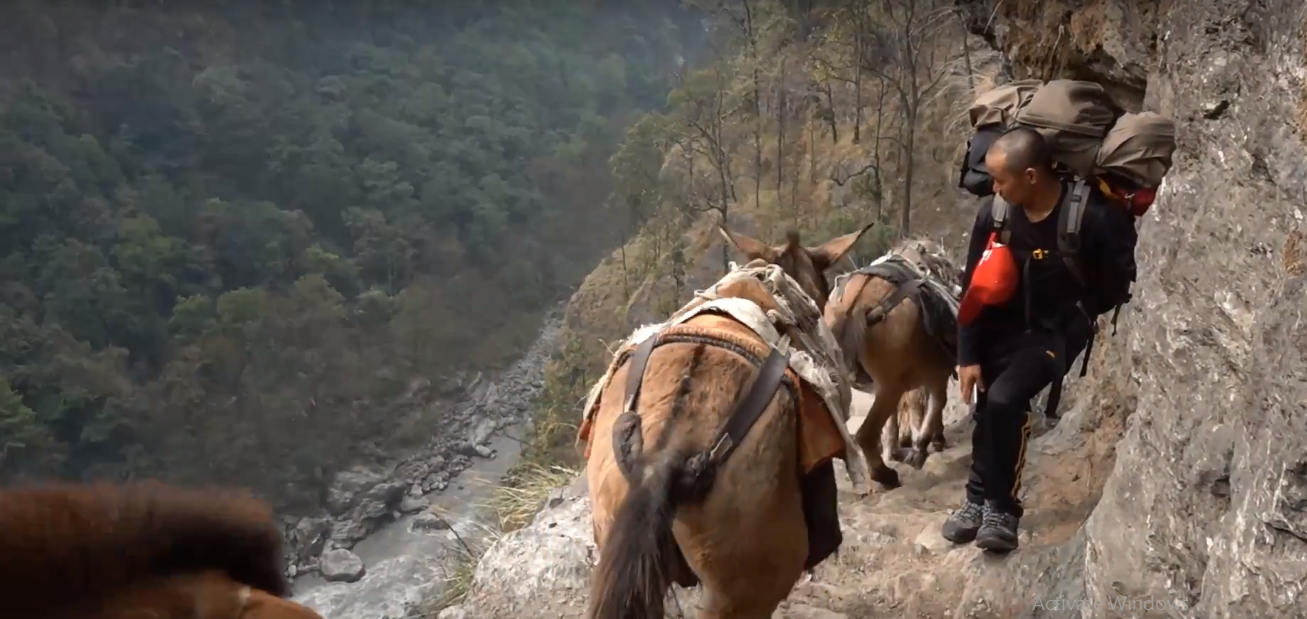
[96,571,324,619]
[587,227,870,619]
[0,481,323,619]
[825,238,961,488]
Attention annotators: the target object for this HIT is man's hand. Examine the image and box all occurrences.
[958,364,984,404]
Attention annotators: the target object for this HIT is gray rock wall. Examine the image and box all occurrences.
[959,0,1307,616]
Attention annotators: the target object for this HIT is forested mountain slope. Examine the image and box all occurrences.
[0,1,697,509]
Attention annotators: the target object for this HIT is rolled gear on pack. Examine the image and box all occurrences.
[1094,111,1177,216]
[957,79,1044,196]
[956,79,1178,418]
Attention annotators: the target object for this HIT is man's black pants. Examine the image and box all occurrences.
[964,339,1060,519]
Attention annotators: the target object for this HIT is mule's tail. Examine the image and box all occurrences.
[586,446,693,619]
[836,311,868,382]
[827,275,875,385]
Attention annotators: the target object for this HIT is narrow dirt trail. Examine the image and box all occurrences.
[446,373,1133,618]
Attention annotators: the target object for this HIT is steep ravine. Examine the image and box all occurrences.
[439,1,1307,617]
[290,314,563,619]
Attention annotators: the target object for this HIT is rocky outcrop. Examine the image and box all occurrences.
[443,1,1307,617]
[460,477,599,618]
[957,0,1307,616]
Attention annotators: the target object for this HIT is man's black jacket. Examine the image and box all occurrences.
[957,186,1138,367]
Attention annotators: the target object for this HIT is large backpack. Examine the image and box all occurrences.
[958,78,1176,209]
[959,79,1178,416]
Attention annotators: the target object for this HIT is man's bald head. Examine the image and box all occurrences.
[984,126,1059,207]
[985,127,1054,177]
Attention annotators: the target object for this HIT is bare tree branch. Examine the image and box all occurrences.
[829,161,880,186]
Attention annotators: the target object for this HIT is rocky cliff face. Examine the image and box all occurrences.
[441,2,1307,617]
[957,0,1307,615]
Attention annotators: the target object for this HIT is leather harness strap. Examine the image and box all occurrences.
[623,334,659,416]
[617,329,791,473]
[865,278,923,327]
[707,344,790,465]
[611,334,659,481]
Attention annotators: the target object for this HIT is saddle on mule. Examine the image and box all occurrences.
[577,261,869,578]
[832,252,962,383]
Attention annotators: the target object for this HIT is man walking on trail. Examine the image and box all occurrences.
[942,127,1137,552]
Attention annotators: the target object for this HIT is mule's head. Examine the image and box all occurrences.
[717,223,874,311]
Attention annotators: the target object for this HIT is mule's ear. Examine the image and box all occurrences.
[718,225,777,263]
[809,223,875,271]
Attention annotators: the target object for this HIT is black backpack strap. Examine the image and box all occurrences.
[1056,179,1091,285]
[1043,377,1065,420]
[991,195,1012,245]
[1078,312,1096,378]
[1046,183,1093,420]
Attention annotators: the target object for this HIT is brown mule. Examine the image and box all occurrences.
[579,226,873,619]
[824,237,963,488]
[0,480,325,619]
[715,224,876,314]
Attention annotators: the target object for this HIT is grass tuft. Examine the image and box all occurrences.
[426,509,502,612]
[487,461,582,533]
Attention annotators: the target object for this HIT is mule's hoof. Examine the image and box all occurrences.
[871,467,901,489]
[931,438,948,452]
[893,446,916,465]
[905,448,928,470]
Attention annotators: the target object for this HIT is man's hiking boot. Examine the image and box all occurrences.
[975,503,1020,552]
[940,500,985,543]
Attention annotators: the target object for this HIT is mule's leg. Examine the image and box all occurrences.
[898,388,928,468]
[927,377,949,453]
[900,404,916,451]
[897,391,916,451]
[699,588,797,619]
[906,379,948,469]
[882,400,902,464]
[697,525,806,619]
[855,385,904,489]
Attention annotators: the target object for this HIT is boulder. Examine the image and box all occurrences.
[319,549,366,583]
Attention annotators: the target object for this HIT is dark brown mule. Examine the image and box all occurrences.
[0,481,324,619]
[823,237,962,487]
[580,225,873,619]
